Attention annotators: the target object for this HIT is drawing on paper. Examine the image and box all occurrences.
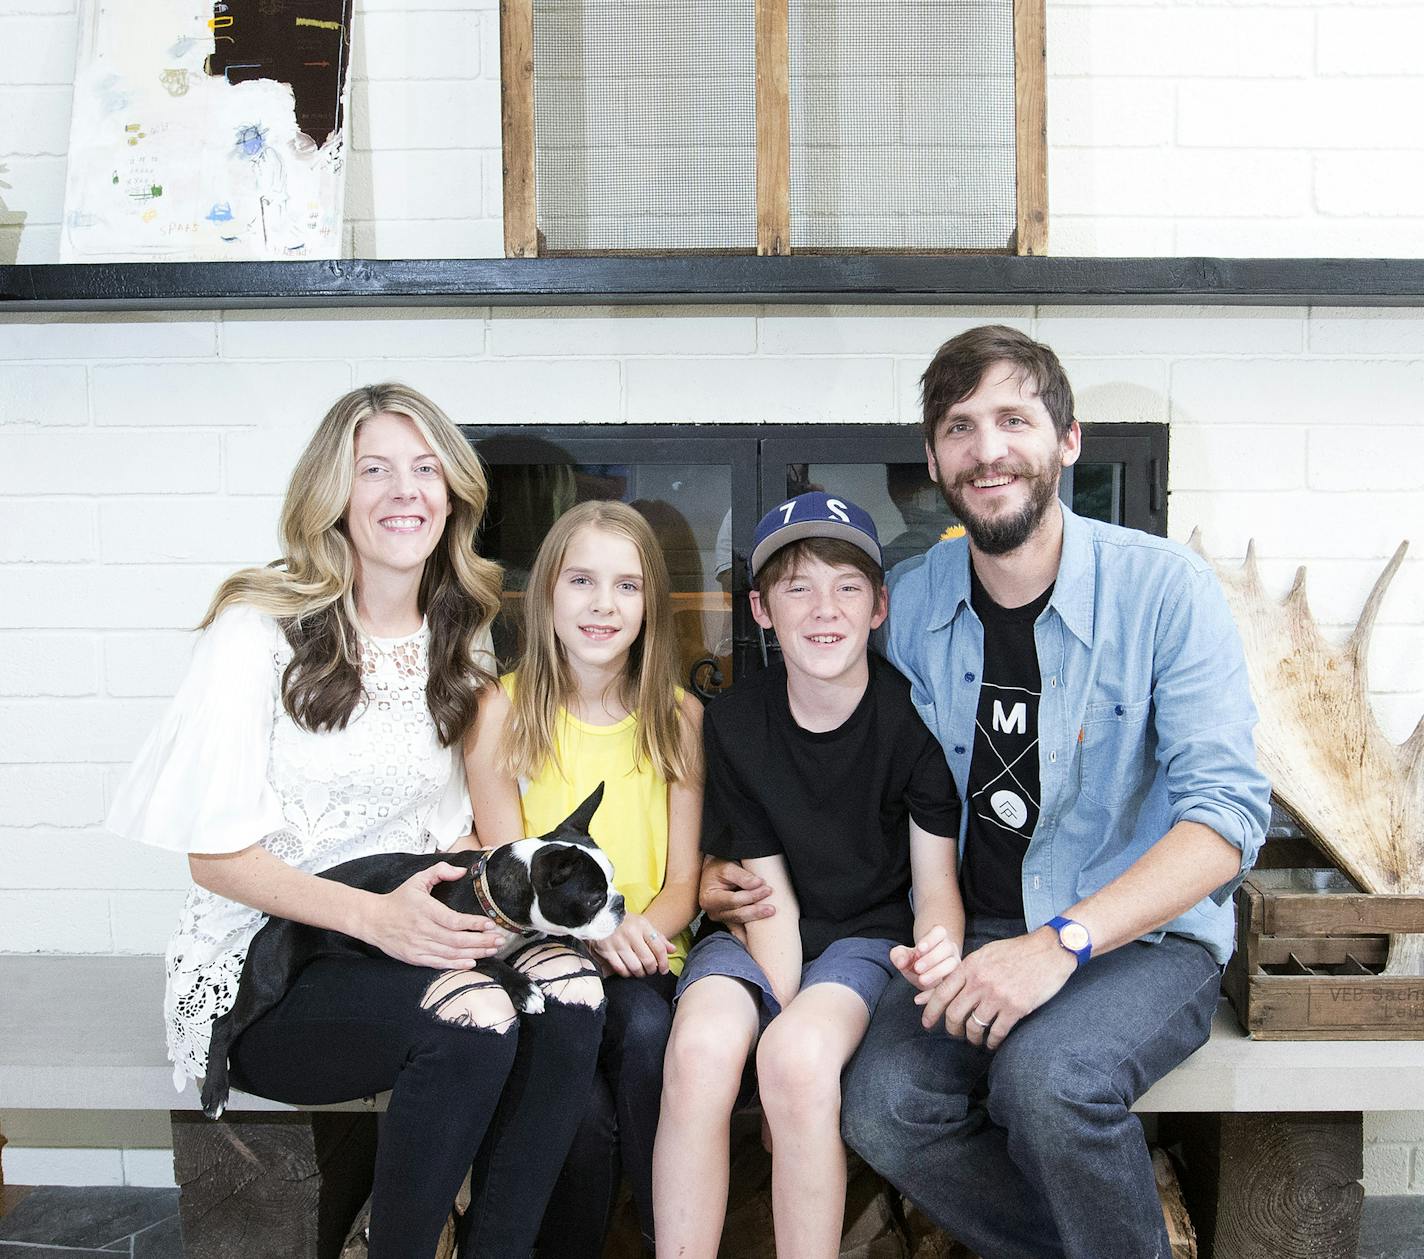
[61,1,354,261]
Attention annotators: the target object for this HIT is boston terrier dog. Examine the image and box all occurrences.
[201,784,622,1119]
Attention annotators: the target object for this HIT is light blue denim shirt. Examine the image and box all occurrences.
[885,505,1271,965]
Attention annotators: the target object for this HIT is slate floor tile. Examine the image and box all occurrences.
[0,1186,177,1249]
[131,1212,184,1259]
[1,1184,1421,1258]
[1361,1194,1424,1259]
[0,1247,123,1258]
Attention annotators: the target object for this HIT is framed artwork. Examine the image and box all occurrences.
[61,0,354,261]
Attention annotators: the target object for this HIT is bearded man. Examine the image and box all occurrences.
[704,326,1272,1258]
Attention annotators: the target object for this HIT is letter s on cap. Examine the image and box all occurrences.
[826,498,850,524]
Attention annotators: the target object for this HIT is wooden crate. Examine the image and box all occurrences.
[1224,869,1424,1040]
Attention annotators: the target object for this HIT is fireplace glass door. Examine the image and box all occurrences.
[466,423,1165,696]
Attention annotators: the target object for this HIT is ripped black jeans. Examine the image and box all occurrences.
[228,944,605,1259]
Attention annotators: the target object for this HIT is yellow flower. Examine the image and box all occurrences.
[939,523,967,541]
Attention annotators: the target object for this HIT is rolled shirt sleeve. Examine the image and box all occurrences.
[1151,565,1273,903]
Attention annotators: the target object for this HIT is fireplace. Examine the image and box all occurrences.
[465,422,1167,701]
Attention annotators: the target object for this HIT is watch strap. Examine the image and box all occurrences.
[1047,914,1092,965]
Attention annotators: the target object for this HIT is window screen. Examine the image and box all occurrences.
[789,0,1017,250]
[532,1,757,252]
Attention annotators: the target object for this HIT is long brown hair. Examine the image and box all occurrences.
[201,383,502,746]
[502,501,694,784]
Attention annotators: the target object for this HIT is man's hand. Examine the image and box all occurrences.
[699,857,774,926]
[890,924,961,993]
[590,911,676,978]
[916,927,1077,1051]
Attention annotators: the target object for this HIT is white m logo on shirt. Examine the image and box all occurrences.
[992,700,1027,735]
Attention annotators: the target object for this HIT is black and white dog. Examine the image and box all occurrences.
[201,784,622,1119]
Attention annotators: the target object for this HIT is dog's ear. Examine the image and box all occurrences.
[537,846,584,887]
[543,782,605,847]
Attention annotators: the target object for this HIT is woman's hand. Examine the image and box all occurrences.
[891,924,962,994]
[360,862,512,969]
[590,911,675,978]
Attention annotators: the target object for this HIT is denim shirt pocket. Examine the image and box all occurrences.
[1079,697,1152,808]
[908,681,937,728]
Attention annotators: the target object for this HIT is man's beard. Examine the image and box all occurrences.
[938,463,1061,556]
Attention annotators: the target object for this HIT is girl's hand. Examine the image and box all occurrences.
[891,925,962,993]
[361,863,511,969]
[590,911,675,978]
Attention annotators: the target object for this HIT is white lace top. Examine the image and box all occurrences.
[106,604,485,1088]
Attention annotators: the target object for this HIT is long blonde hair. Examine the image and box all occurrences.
[202,383,503,746]
[502,501,694,784]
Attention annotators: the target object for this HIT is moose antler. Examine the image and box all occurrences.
[1190,536,1424,975]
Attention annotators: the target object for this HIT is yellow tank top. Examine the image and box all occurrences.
[501,674,690,974]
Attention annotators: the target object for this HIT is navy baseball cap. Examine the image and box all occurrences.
[749,491,883,581]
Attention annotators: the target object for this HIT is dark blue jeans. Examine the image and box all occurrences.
[841,918,1220,1259]
[229,954,605,1259]
[535,970,676,1258]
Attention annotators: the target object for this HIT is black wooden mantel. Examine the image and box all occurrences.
[2,256,1423,311]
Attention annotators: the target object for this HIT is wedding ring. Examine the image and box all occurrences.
[645,927,660,940]
[968,1012,993,1029]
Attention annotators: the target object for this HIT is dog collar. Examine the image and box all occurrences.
[471,849,525,934]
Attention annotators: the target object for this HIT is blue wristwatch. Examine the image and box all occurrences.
[1047,915,1092,966]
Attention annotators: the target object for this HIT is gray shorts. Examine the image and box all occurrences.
[675,930,899,1025]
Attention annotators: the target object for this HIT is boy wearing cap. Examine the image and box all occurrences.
[652,492,964,1259]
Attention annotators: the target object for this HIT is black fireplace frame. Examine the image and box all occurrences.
[464,420,1167,686]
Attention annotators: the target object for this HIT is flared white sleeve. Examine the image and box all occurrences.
[106,604,287,854]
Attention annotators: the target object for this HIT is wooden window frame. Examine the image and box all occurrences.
[1013,0,1048,255]
[502,0,1046,258]
[502,0,1047,258]
[499,0,538,259]
[505,0,1043,261]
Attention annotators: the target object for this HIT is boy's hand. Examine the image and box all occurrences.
[699,857,774,925]
[590,911,676,978]
[916,928,1076,1051]
[891,925,961,993]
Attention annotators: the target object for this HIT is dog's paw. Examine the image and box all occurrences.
[199,1075,227,1120]
[505,972,544,1013]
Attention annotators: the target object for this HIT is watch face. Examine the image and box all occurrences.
[1060,922,1090,952]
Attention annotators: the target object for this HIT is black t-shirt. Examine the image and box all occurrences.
[961,566,1054,919]
[701,653,961,960]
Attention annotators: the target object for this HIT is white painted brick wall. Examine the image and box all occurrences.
[2,0,1423,1201]
[1368,1112,1424,1191]
[0,1112,176,1189]
[7,1,1424,260]
[1,304,1421,1189]
[0,633,99,695]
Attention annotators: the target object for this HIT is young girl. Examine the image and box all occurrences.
[465,499,704,1258]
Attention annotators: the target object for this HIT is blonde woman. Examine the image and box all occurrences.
[465,501,703,1258]
[107,385,605,1259]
